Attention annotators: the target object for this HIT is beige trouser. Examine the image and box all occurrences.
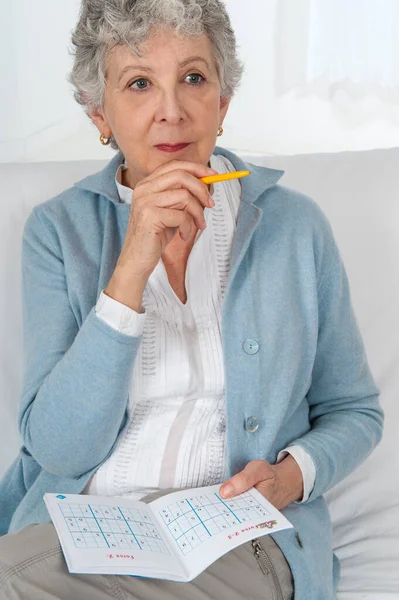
[0,489,294,600]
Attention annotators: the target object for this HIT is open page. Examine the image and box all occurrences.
[148,484,293,581]
[44,493,186,581]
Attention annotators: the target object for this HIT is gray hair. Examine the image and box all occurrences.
[68,0,244,150]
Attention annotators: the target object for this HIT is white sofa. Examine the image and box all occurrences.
[1,148,398,598]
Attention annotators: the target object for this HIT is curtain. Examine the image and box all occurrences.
[307,0,399,88]
[276,0,399,97]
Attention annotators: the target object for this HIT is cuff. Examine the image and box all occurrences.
[95,290,146,337]
[277,445,316,503]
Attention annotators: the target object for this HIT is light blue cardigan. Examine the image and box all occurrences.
[0,147,383,599]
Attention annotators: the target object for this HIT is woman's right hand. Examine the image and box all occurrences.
[104,160,218,310]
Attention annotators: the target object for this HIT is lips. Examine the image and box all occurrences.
[155,143,191,153]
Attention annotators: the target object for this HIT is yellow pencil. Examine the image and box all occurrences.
[200,170,251,185]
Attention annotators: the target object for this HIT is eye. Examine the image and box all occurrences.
[129,78,150,91]
[185,73,205,85]
[128,73,205,92]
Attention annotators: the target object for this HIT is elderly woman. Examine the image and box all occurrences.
[0,0,383,599]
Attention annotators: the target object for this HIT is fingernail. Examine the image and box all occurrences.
[209,196,215,207]
[221,484,234,498]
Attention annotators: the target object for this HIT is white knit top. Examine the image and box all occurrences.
[84,153,315,501]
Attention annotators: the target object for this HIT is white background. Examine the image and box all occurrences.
[1,0,399,163]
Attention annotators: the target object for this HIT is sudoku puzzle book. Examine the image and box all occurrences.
[44,484,292,582]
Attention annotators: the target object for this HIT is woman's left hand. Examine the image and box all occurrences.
[219,456,304,510]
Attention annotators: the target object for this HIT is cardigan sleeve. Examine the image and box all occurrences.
[18,208,143,478]
[289,226,384,502]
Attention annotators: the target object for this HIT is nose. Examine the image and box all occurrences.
[155,87,186,125]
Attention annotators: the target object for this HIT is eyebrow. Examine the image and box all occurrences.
[118,56,211,84]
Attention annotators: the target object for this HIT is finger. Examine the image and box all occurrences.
[220,460,271,499]
[151,206,194,241]
[145,159,218,182]
[147,189,207,231]
[138,169,214,209]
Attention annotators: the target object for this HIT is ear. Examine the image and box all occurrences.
[219,96,231,122]
[89,106,112,138]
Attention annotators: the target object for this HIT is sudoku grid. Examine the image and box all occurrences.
[159,490,272,556]
[59,503,170,554]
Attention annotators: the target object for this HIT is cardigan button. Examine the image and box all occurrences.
[243,339,259,354]
[245,416,259,433]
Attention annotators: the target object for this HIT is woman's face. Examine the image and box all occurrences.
[91,28,231,188]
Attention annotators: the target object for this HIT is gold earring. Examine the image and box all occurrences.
[100,133,111,146]
[217,126,224,137]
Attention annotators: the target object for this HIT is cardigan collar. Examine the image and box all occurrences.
[74,145,284,206]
